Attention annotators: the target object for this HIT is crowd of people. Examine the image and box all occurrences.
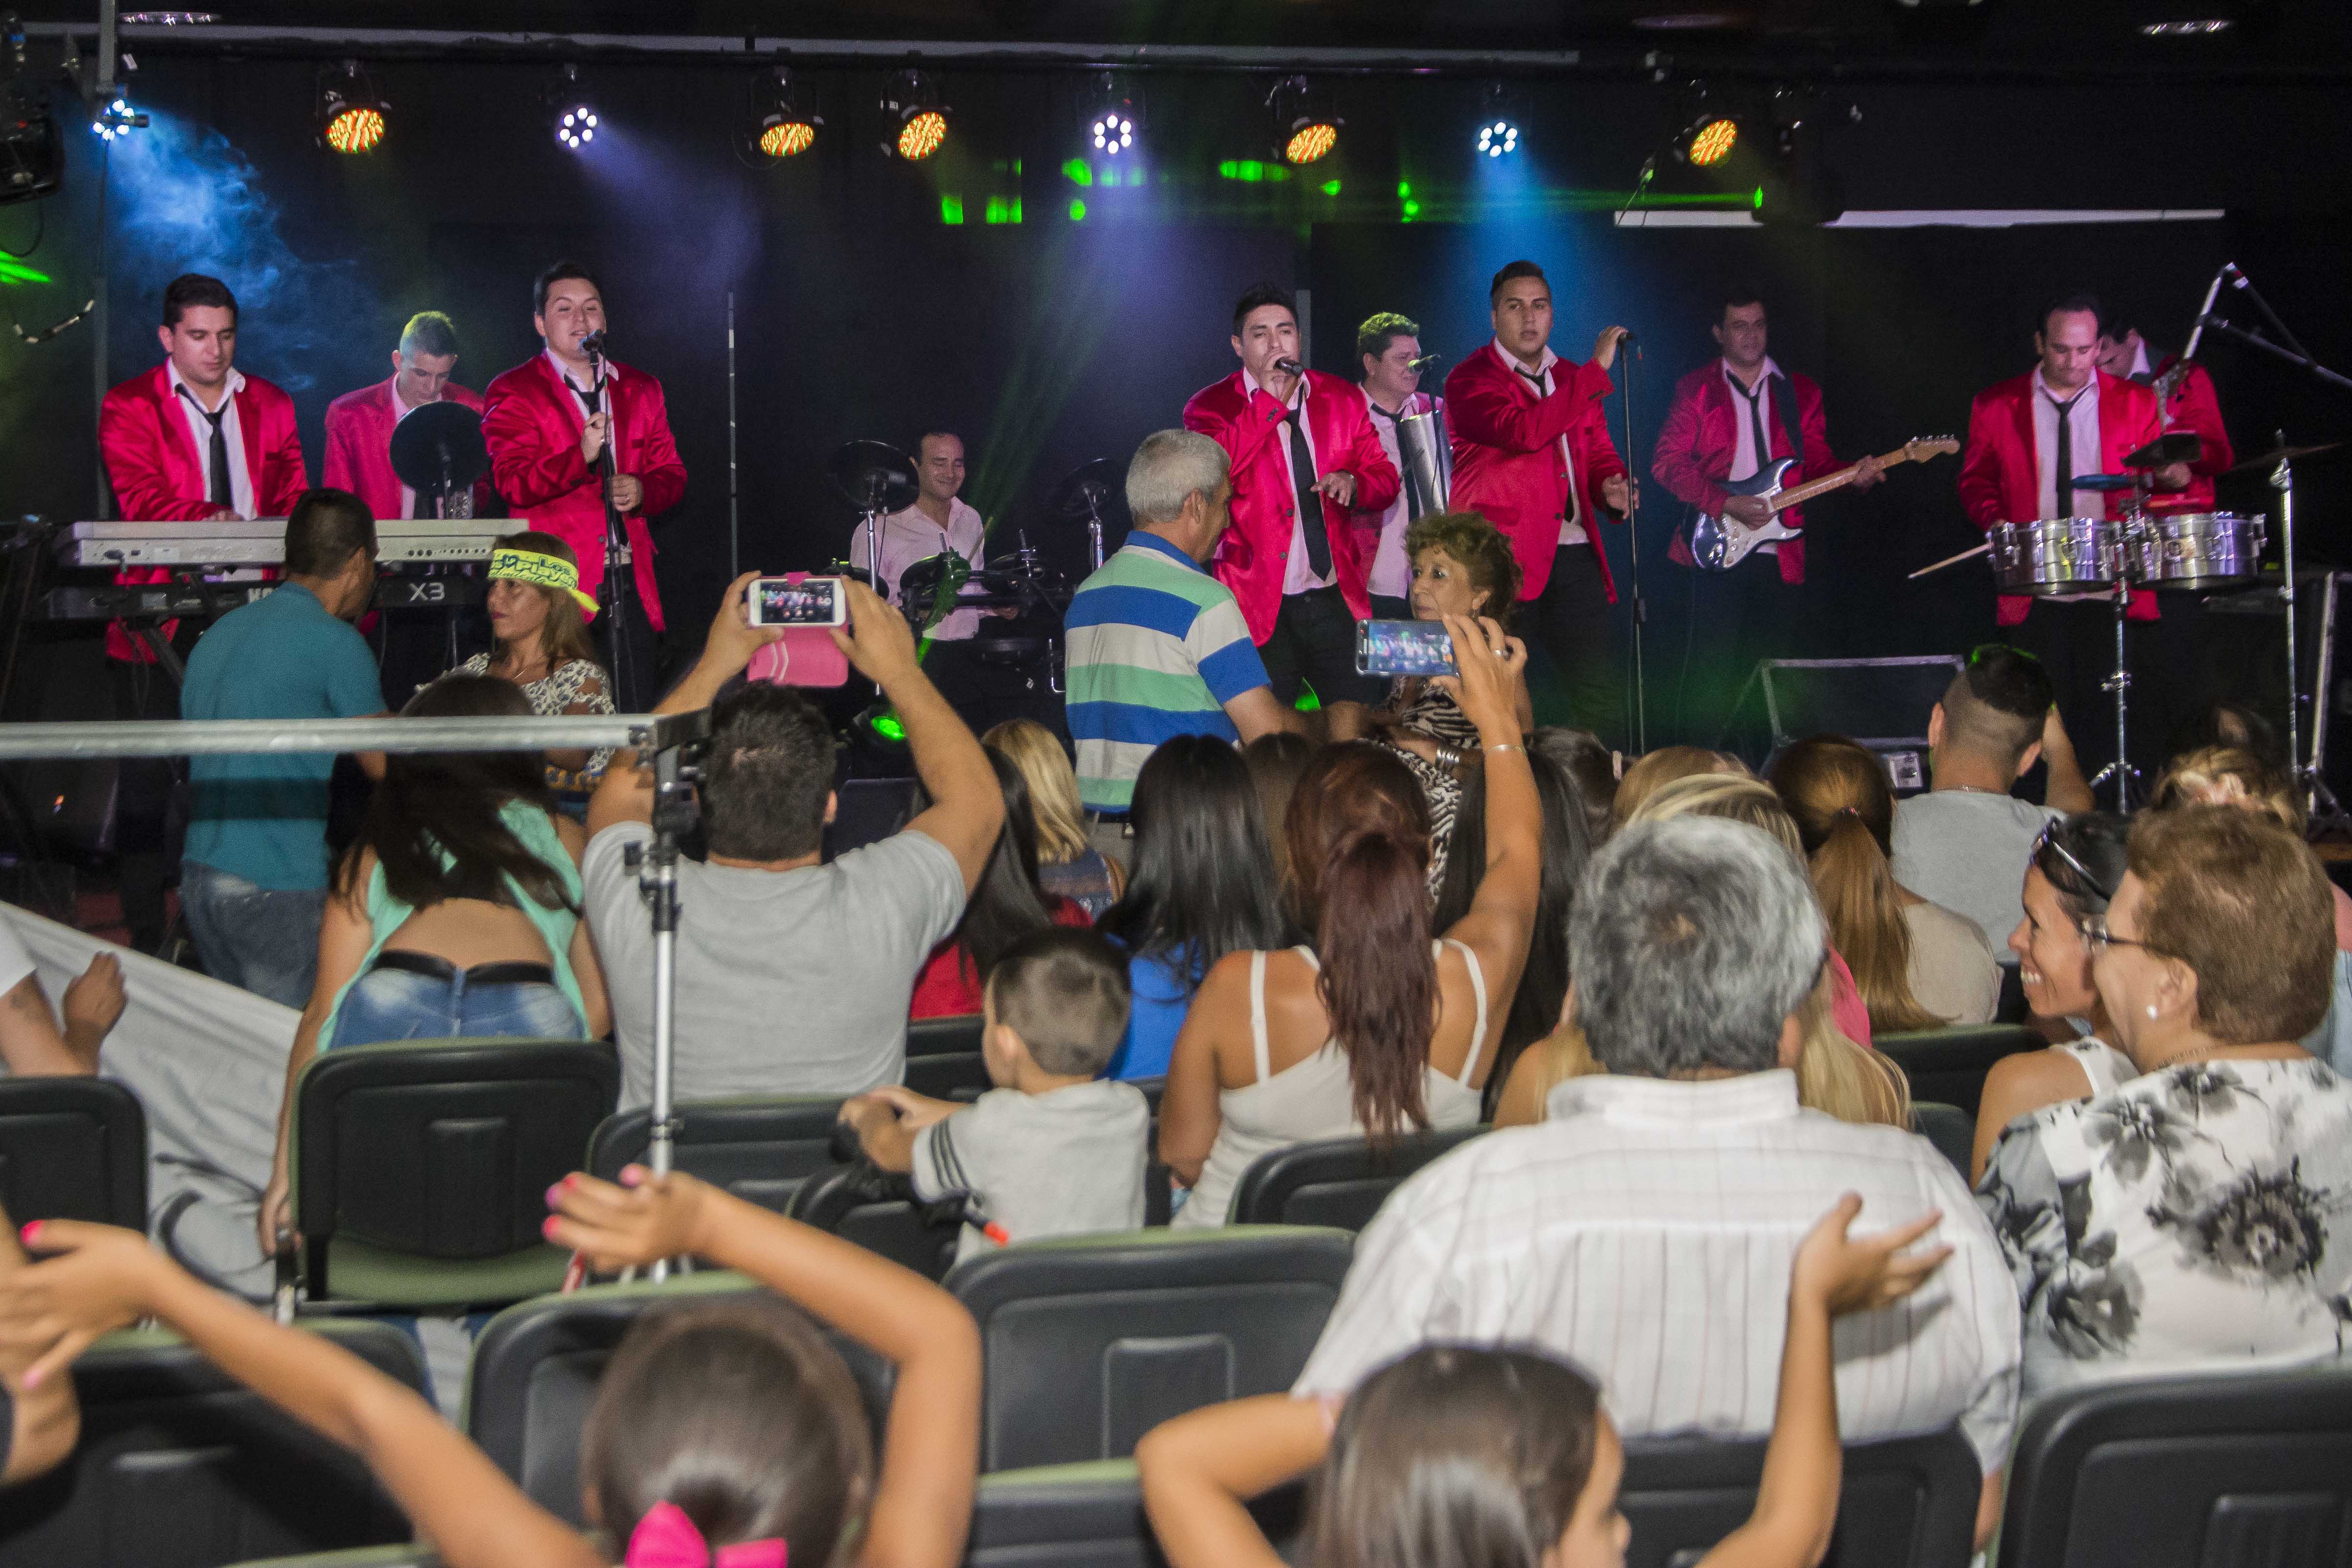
[3,426,2352,1568]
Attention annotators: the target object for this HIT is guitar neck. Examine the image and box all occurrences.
[1772,445,1917,513]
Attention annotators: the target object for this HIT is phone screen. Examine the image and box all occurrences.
[753,577,840,627]
[1356,618,1457,679]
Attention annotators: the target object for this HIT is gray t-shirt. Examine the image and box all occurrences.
[911,1079,1151,1262]
[1889,791,2062,964]
[585,822,965,1109]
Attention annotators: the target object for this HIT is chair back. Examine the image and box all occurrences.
[587,1095,846,1213]
[1874,1024,2041,1117]
[946,1225,1355,1472]
[906,1014,989,1100]
[1908,1100,1973,1181]
[292,1037,617,1307]
[1228,1125,1488,1229]
[0,1321,424,1568]
[464,1272,894,1524]
[0,1075,146,1228]
[1996,1366,2352,1568]
[786,1164,964,1281]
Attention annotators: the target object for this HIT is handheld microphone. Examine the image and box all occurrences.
[1273,356,1306,376]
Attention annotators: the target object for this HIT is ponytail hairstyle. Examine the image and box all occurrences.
[1313,1344,1602,1568]
[581,1298,876,1566]
[1286,744,1435,1144]
[952,748,1059,983]
[1767,736,1943,1034]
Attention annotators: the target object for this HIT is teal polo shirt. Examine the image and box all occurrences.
[181,583,385,891]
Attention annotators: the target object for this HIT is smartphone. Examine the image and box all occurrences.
[1356,617,1456,679]
[749,574,847,628]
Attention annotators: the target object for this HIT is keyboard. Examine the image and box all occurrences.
[53,519,507,569]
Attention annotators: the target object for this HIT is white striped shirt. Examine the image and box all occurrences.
[1293,1069,2021,1474]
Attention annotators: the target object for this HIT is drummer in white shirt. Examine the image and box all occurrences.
[848,431,994,641]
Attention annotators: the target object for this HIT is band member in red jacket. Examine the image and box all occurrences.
[1446,259,1632,746]
[1957,293,2190,784]
[2096,320,2236,510]
[96,271,309,950]
[1183,282,1399,735]
[1651,286,1882,749]
[482,261,687,710]
[1353,311,1447,621]
[322,310,486,522]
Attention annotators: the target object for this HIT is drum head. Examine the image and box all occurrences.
[1990,518,2122,597]
[2129,512,2265,592]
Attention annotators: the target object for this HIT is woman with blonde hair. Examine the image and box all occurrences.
[1770,736,1998,1028]
[443,529,616,807]
[982,719,1124,918]
[2152,744,2352,951]
[1609,745,1746,830]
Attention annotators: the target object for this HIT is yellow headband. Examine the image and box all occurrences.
[489,548,599,617]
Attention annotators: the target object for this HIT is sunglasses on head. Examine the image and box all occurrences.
[2030,816,2116,905]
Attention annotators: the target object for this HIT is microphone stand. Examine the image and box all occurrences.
[1616,337,1649,753]
[588,337,642,712]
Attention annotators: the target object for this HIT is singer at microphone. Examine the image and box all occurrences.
[1353,310,1451,618]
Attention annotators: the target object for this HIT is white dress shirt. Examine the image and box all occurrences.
[1244,367,1336,596]
[1293,1069,2022,1475]
[389,378,420,520]
[165,361,254,519]
[1722,357,1788,556]
[2031,367,2106,520]
[1359,387,1443,601]
[848,496,989,642]
[1494,339,1587,546]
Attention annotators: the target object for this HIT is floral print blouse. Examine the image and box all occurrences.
[1976,1057,2352,1395]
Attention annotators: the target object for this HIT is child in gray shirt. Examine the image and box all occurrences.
[841,926,1150,1261]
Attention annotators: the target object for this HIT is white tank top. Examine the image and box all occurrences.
[1172,940,1488,1230]
[2057,1036,2136,1097]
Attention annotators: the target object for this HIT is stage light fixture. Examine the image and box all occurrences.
[1082,73,1139,158]
[1474,84,1520,159]
[1683,115,1737,164]
[1,18,64,205]
[1270,75,1341,166]
[547,65,598,151]
[317,61,387,155]
[2139,17,2230,31]
[880,68,949,161]
[90,92,144,141]
[745,64,820,160]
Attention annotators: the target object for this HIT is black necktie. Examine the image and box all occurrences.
[177,385,233,510]
[1371,402,1427,519]
[1283,406,1333,581]
[2046,388,2087,516]
[1729,374,1771,481]
[564,374,599,420]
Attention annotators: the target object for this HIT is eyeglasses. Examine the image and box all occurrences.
[2030,817,2115,905]
[2080,919,2175,960]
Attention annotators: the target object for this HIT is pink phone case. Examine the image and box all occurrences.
[746,573,849,688]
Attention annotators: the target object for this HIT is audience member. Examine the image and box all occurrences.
[1772,736,1999,1028]
[844,927,1149,1259]
[1161,616,1540,1227]
[1139,1197,1952,1568]
[1610,744,1743,830]
[0,916,123,1078]
[1241,731,1315,887]
[1296,815,2018,1546]
[1531,724,1618,847]
[909,749,1092,1019]
[0,1205,78,1489]
[1363,511,1532,892]
[984,719,1125,918]
[439,530,617,806]
[1971,812,2133,1180]
[179,489,389,1008]
[585,574,1001,1109]
[2,1167,983,1568]
[2167,700,2285,776]
[2151,744,2352,950]
[1978,806,2352,1396]
[1065,430,1300,861]
[257,676,611,1251]
[1890,645,2095,960]
[1097,736,1294,1081]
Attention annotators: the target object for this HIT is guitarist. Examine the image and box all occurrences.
[1652,286,1882,749]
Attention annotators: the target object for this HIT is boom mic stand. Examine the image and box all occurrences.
[586,334,643,712]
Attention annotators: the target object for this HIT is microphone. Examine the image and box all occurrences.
[2180,264,2229,368]
[1407,353,1443,372]
[579,329,608,359]
[1273,356,1305,376]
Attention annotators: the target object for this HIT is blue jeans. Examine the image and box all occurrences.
[328,962,584,1049]
[180,862,328,1010]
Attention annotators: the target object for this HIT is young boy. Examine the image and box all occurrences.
[841,926,1150,1261]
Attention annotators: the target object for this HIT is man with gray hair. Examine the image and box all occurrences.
[1295,815,2021,1548]
[1063,430,1301,854]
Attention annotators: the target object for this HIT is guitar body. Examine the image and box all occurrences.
[1688,458,1802,571]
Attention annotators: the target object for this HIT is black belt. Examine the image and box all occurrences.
[370,950,556,987]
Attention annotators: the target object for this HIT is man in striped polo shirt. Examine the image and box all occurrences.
[1065,430,1302,852]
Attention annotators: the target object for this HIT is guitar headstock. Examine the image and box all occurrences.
[1905,435,1961,462]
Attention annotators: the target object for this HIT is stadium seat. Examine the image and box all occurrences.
[906,1013,990,1101]
[963,1459,1306,1568]
[1227,1125,1488,1229]
[586,1094,846,1213]
[229,1552,439,1568]
[463,1271,893,1524]
[282,1037,617,1314]
[946,1225,1356,1472]
[0,1074,146,1229]
[1874,1024,2041,1118]
[785,1162,964,1280]
[0,1321,425,1568]
[1996,1365,2352,1568]
[1908,1100,1973,1181]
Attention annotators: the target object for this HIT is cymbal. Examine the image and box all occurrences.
[828,439,917,514]
[1049,456,1122,520]
[2228,441,2342,475]
[388,400,488,492]
[2070,473,2143,493]
[2122,431,2202,469]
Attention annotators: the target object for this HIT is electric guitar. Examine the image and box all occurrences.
[1687,435,1960,571]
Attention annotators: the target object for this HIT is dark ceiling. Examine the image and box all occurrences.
[14,0,2349,81]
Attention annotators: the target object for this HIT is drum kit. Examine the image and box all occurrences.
[1915,431,2342,814]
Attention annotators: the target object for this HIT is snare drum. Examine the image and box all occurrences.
[1988,518,2123,596]
[2126,512,2266,591]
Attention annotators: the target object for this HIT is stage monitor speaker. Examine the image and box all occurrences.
[1741,655,1964,796]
